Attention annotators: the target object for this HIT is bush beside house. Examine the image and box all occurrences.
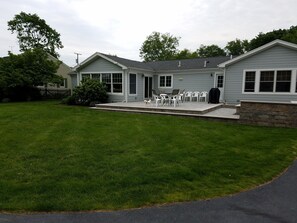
[63,79,108,106]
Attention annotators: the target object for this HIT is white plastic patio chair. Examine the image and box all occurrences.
[192,91,200,102]
[179,89,185,103]
[160,94,170,106]
[184,91,192,102]
[199,91,208,102]
[170,95,179,107]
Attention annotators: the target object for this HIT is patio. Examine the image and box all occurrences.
[94,101,239,120]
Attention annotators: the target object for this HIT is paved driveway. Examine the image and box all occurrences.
[1,160,296,223]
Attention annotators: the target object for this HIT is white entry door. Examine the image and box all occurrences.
[215,73,224,102]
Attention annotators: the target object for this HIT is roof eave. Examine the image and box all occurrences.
[218,39,297,68]
[74,52,128,71]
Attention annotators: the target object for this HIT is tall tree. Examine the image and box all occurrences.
[8,12,63,58]
[197,44,226,57]
[225,39,249,56]
[174,48,198,59]
[139,32,180,61]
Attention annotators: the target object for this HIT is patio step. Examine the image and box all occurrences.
[95,103,221,115]
[92,104,239,122]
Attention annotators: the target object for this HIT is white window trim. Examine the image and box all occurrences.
[242,68,297,95]
[128,73,137,96]
[158,74,173,88]
[80,71,124,95]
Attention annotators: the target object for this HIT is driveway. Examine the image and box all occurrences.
[1,160,296,223]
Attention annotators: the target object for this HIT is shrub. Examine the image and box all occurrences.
[72,79,108,106]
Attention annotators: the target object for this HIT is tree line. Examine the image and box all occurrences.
[139,27,297,61]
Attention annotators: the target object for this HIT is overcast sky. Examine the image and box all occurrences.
[1,0,297,67]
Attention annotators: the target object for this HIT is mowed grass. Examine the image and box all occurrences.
[0,101,296,212]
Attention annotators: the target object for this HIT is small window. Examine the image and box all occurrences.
[160,76,165,87]
[260,71,274,92]
[91,73,100,80]
[217,75,224,88]
[244,71,256,92]
[60,78,67,88]
[129,73,136,94]
[159,75,172,88]
[82,73,91,81]
[276,70,291,92]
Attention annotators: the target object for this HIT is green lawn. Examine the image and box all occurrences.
[0,101,296,212]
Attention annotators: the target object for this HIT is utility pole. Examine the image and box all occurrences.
[74,52,82,65]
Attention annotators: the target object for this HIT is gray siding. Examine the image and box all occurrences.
[155,70,216,94]
[225,46,297,104]
[79,57,122,73]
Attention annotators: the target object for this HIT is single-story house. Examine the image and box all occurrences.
[72,39,297,104]
[38,54,73,92]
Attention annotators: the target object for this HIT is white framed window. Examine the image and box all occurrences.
[129,73,137,95]
[80,72,123,94]
[243,69,297,94]
[244,71,256,92]
[159,75,173,88]
[112,73,122,93]
[259,71,274,92]
[276,70,291,92]
[216,75,224,88]
[60,78,68,88]
[102,73,112,93]
[82,73,91,81]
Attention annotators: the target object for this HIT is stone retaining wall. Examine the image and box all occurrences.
[239,100,297,128]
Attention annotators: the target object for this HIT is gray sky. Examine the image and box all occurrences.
[1,0,297,67]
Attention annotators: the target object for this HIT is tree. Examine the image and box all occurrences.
[197,44,226,57]
[225,39,249,56]
[248,26,297,50]
[8,11,63,58]
[0,48,61,101]
[139,32,180,61]
[174,49,198,59]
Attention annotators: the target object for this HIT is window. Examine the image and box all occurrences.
[81,72,123,94]
[244,71,256,92]
[276,70,291,92]
[159,75,172,88]
[217,75,224,88]
[102,73,111,92]
[60,78,68,88]
[243,69,296,94]
[82,73,91,81]
[112,73,122,93]
[129,73,136,94]
[260,71,274,92]
[91,73,101,80]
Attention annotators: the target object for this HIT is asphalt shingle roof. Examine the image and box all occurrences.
[101,54,231,72]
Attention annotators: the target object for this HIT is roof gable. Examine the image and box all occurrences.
[218,40,297,68]
[74,52,129,71]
